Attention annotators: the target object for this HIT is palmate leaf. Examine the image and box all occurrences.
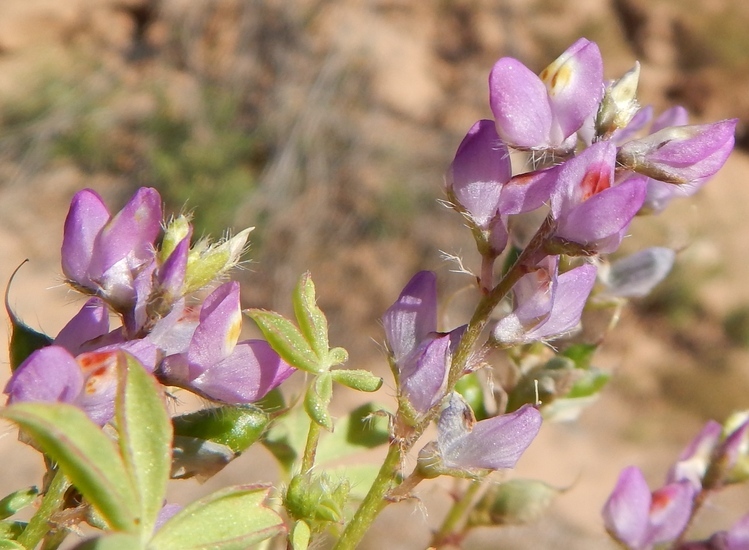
[0,403,138,532]
[148,485,285,550]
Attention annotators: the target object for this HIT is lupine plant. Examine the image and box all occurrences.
[0,37,744,549]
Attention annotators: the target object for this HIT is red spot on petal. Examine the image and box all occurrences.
[580,166,611,200]
[650,490,671,513]
[77,351,118,375]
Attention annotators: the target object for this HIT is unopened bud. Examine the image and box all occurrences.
[184,228,253,293]
[469,479,560,526]
[596,62,640,137]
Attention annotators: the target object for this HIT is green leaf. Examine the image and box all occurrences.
[261,407,309,473]
[327,347,348,367]
[304,374,333,431]
[149,485,285,550]
[246,310,322,373]
[115,354,172,537]
[0,488,37,520]
[316,403,389,464]
[292,273,329,359]
[0,403,137,532]
[0,520,25,540]
[566,368,611,398]
[5,262,53,372]
[0,540,25,550]
[560,343,598,370]
[172,406,269,454]
[289,520,311,550]
[330,369,382,393]
[72,533,145,550]
[455,373,489,420]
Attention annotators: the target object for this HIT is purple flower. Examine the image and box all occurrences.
[62,188,162,312]
[603,466,695,550]
[159,282,294,404]
[54,298,111,355]
[432,392,541,473]
[549,141,647,254]
[676,513,749,550]
[382,272,465,415]
[5,347,125,425]
[667,420,723,490]
[599,247,676,299]
[618,119,737,210]
[489,38,603,152]
[493,256,597,345]
[446,121,560,257]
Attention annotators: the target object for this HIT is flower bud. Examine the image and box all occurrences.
[469,479,559,526]
[184,228,253,294]
[596,62,641,137]
[617,119,737,185]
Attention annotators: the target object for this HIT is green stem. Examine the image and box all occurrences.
[433,479,483,547]
[301,420,321,474]
[334,217,554,549]
[448,216,553,389]
[17,469,70,550]
[333,444,401,550]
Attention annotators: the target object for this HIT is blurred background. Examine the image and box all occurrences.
[1,0,749,547]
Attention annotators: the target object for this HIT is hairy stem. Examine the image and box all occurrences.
[17,469,70,550]
[432,479,484,547]
[301,420,321,474]
[335,217,554,549]
[333,444,402,550]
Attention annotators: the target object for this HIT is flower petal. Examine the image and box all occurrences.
[438,393,541,471]
[489,58,553,149]
[603,466,651,549]
[382,271,438,365]
[187,282,243,376]
[61,189,110,286]
[191,340,294,403]
[540,38,604,142]
[399,333,451,414]
[54,298,110,354]
[5,346,84,405]
[646,482,694,546]
[88,187,162,279]
[446,120,510,227]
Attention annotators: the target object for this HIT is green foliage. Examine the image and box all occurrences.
[172,406,269,454]
[0,488,38,521]
[148,485,285,550]
[5,267,53,372]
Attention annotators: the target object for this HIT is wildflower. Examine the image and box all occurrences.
[549,141,647,254]
[492,256,597,345]
[598,247,676,299]
[5,347,127,425]
[618,119,737,186]
[603,466,695,550]
[158,282,294,404]
[489,38,603,152]
[62,188,162,313]
[382,272,464,416]
[446,120,560,258]
[418,393,541,477]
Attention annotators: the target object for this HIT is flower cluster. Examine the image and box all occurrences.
[5,188,294,425]
[603,414,749,549]
[380,37,737,482]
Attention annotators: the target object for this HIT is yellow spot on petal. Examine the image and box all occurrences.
[226,312,242,347]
